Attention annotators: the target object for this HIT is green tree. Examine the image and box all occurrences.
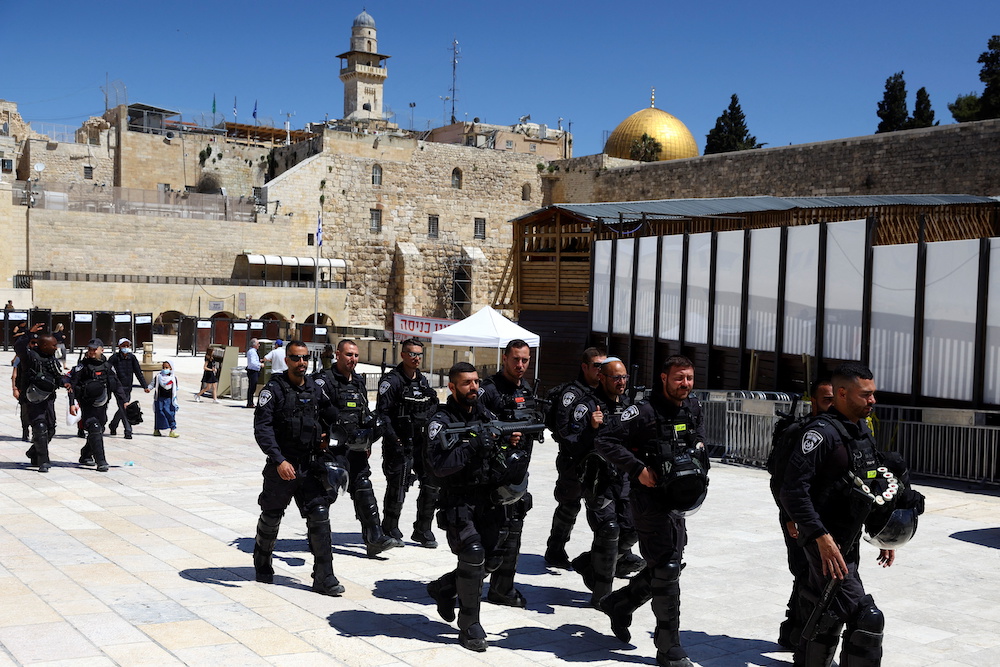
[704,94,761,155]
[629,133,662,162]
[908,87,937,128]
[978,35,1000,119]
[948,93,982,122]
[949,34,1000,122]
[876,71,909,132]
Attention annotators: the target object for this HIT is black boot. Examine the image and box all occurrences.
[456,552,487,652]
[590,525,620,608]
[382,475,405,541]
[31,422,51,473]
[651,562,692,667]
[571,551,595,592]
[544,499,580,569]
[22,427,30,443]
[778,580,805,650]
[599,566,653,643]
[411,484,440,548]
[253,511,281,584]
[354,483,400,556]
[307,510,345,596]
[487,503,526,608]
[427,570,457,622]
[615,527,645,577]
[85,425,109,472]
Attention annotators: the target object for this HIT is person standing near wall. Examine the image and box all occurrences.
[148,361,180,437]
[245,338,262,409]
[108,338,149,439]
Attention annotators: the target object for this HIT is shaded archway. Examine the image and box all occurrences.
[157,310,184,335]
[305,313,333,325]
[259,312,286,321]
[210,311,236,319]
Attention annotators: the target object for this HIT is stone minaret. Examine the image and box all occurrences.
[338,10,390,121]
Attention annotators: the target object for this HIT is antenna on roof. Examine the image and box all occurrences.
[278,110,296,145]
[449,39,460,124]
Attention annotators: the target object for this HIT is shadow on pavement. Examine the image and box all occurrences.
[950,527,1000,548]
[179,565,312,592]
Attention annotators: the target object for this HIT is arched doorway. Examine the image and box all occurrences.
[157,310,184,335]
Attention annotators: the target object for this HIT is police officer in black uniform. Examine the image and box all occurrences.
[376,338,440,547]
[69,338,128,472]
[567,358,640,607]
[16,324,70,473]
[107,337,149,439]
[780,362,922,666]
[477,338,540,608]
[595,355,709,667]
[544,346,606,568]
[314,339,398,557]
[253,340,347,596]
[424,362,523,652]
[769,379,834,650]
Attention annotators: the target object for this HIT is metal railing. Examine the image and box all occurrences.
[697,390,1000,485]
[10,181,257,222]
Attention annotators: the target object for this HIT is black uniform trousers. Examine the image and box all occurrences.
[438,489,507,562]
[109,386,135,435]
[630,486,686,567]
[25,397,57,463]
[553,451,584,505]
[257,462,331,517]
[802,540,867,622]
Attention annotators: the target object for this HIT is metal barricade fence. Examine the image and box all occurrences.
[696,390,1000,485]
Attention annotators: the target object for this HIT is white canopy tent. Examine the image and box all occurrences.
[429,306,541,382]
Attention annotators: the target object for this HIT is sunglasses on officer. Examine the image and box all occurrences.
[287,354,309,362]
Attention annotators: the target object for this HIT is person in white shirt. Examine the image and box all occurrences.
[264,340,288,374]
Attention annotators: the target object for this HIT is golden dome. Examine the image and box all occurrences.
[604,106,699,161]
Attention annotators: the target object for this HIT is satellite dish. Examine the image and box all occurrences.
[34,163,46,173]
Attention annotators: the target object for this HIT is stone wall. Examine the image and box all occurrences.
[21,136,115,186]
[548,119,1000,202]
[265,130,545,326]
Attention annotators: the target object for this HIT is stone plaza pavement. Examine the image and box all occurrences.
[1,343,999,666]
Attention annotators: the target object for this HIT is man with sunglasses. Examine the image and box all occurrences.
[376,338,441,547]
[253,340,345,595]
[565,357,642,607]
[314,339,398,557]
[596,355,709,667]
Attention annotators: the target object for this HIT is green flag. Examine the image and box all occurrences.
[212,94,216,115]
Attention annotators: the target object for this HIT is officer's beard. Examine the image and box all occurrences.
[456,389,479,409]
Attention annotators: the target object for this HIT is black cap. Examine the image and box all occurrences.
[87,338,104,349]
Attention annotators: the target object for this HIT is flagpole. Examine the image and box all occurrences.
[314,210,321,329]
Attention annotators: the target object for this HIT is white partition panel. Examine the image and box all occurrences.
[591,240,612,333]
[784,225,819,355]
[871,244,916,394]
[922,239,978,401]
[685,233,711,344]
[714,230,744,349]
[985,239,1000,404]
[824,219,866,360]
[635,237,658,338]
[747,227,781,351]
[612,238,635,335]
[659,236,684,341]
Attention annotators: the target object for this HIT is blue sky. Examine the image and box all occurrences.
[4,1,998,157]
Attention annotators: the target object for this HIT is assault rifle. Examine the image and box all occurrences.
[435,418,545,474]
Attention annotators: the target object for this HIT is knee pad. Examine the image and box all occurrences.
[459,542,486,566]
[852,596,884,634]
[260,511,283,528]
[596,519,620,542]
[352,472,373,493]
[306,504,330,523]
[652,560,681,582]
[84,417,102,434]
[31,421,49,442]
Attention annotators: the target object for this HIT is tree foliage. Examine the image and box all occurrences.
[629,133,662,162]
[704,94,761,155]
[908,87,937,128]
[876,72,909,133]
[950,34,1000,122]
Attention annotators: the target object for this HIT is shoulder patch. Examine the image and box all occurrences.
[427,421,443,440]
[379,380,391,395]
[562,390,577,407]
[573,403,589,422]
[314,377,326,387]
[801,429,824,454]
[621,405,640,421]
[257,389,273,407]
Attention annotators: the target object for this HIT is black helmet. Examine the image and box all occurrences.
[865,507,919,549]
[493,472,529,505]
[317,460,349,501]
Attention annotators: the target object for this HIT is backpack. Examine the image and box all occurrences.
[543,381,573,433]
[766,397,808,500]
[125,401,144,425]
